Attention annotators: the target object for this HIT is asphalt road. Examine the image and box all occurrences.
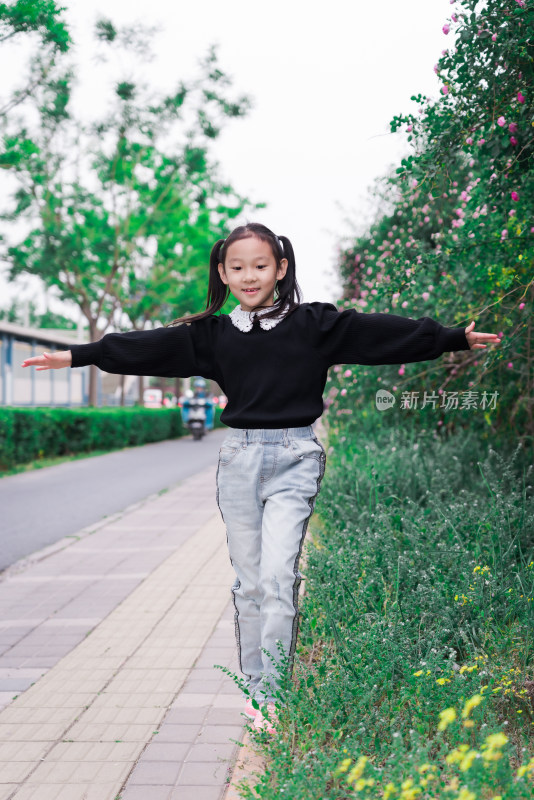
[0,428,228,573]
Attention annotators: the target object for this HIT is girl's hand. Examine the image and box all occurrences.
[21,350,72,371]
[464,321,501,350]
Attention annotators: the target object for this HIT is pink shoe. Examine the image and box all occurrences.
[243,697,258,719]
[253,702,278,734]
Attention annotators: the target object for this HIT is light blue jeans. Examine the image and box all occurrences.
[215,425,327,704]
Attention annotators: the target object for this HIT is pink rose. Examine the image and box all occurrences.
[441,85,449,95]
[507,363,513,369]
[407,125,412,132]
[519,303,525,310]
[518,91,525,104]
[511,191,519,201]
[466,137,473,145]
[510,136,518,146]
[478,138,485,145]
[492,33,497,41]
[344,369,352,377]
[398,365,405,376]
[443,24,450,34]
[497,116,506,127]
[509,122,518,133]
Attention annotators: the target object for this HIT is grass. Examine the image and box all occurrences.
[222,421,534,800]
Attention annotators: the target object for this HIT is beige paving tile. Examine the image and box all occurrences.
[90,691,175,710]
[45,740,143,762]
[0,706,80,725]
[0,472,237,798]
[0,741,48,761]
[0,761,36,782]
[109,668,189,693]
[14,783,121,800]
[27,759,131,783]
[0,722,66,741]
[75,706,167,726]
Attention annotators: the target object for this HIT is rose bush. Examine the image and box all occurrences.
[331,0,533,447]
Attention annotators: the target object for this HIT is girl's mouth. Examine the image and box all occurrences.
[243,289,259,293]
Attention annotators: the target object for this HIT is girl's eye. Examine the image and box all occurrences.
[232,265,268,270]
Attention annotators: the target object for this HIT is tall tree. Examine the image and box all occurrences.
[0,0,70,117]
[1,19,261,406]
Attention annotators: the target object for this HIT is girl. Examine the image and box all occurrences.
[22,222,500,734]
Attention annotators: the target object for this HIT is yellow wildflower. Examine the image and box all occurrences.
[463,720,475,729]
[447,744,470,765]
[438,707,457,731]
[417,763,431,774]
[383,782,396,799]
[413,670,424,677]
[437,678,451,685]
[354,778,375,791]
[459,749,479,771]
[484,732,508,749]
[399,781,422,800]
[334,757,352,776]
[347,756,368,785]
[462,694,482,718]
[456,789,476,800]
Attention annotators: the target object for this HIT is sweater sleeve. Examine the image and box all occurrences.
[69,317,218,379]
[305,302,470,367]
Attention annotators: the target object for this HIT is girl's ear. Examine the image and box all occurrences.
[277,258,288,280]
[218,262,228,285]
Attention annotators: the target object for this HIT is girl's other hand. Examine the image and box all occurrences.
[464,321,501,350]
[21,350,72,371]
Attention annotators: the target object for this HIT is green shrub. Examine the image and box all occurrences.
[0,406,188,469]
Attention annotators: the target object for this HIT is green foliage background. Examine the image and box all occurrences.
[329,0,532,447]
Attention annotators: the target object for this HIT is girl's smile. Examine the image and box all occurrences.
[217,235,288,313]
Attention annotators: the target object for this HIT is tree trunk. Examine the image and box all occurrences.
[88,319,99,407]
[138,374,144,406]
[120,373,126,406]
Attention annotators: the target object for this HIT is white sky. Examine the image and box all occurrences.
[0,0,454,323]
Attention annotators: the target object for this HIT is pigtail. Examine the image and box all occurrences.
[165,238,229,327]
[276,234,303,314]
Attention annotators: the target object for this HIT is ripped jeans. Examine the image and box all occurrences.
[215,425,326,704]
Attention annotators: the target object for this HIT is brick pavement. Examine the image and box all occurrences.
[0,466,248,800]
[0,418,329,800]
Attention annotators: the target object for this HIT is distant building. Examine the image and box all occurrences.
[0,322,141,407]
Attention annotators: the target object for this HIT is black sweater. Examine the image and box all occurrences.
[69,302,470,429]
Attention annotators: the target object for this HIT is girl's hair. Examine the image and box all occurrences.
[165,222,303,327]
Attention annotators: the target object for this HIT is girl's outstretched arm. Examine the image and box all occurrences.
[22,320,218,380]
[22,351,72,370]
[306,302,500,367]
[464,320,501,349]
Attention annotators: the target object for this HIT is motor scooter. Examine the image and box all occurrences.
[182,397,207,440]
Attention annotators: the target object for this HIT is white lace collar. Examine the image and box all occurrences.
[228,302,290,332]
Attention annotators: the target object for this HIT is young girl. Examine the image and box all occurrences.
[22,222,500,734]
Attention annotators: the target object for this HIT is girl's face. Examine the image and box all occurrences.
[218,235,288,312]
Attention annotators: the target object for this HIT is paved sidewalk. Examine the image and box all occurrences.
[0,465,247,800]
